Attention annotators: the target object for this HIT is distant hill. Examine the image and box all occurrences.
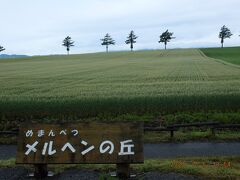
[0,54,28,59]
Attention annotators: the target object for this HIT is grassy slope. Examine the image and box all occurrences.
[201,46,240,65]
[0,49,240,119]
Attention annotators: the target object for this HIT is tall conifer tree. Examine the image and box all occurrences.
[125,30,138,51]
[62,36,74,55]
[101,33,115,52]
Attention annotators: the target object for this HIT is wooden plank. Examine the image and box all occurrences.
[16,122,143,164]
[167,122,220,128]
[144,127,177,132]
[215,124,240,129]
[0,131,18,135]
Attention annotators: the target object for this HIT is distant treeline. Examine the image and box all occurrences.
[0,54,28,59]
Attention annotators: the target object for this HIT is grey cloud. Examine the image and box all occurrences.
[0,0,239,55]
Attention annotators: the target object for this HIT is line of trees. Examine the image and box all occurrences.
[62,30,175,54]
[0,25,237,55]
[62,25,237,54]
[98,30,175,53]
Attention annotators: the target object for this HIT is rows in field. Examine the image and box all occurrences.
[0,49,240,99]
[0,49,240,116]
[0,52,239,83]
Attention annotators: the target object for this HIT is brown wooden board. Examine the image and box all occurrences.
[16,122,143,164]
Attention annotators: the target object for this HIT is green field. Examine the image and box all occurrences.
[0,48,240,120]
[201,46,240,65]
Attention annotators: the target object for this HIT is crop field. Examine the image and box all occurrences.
[201,47,240,65]
[0,48,240,119]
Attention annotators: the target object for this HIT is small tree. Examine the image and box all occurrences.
[219,25,233,48]
[101,33,115,52]
[62,36,74,55]
[125,30,138,51]
[0,46,5,53]
[158,30,175,50]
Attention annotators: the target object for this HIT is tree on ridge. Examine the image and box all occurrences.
[101,33,115,53]
[219,25,233,48]
[125,30,138,51]
[62,36,74,55]
[158,30,175,50]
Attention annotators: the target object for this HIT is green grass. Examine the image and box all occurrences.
[1,157,240,179]
[201,46,240,65]
[0,49,240,120]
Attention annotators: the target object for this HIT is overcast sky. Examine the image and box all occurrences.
[0,0,240,55]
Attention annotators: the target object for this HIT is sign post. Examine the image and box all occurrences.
[117,163,130,178]
[16,122,143,178]
[34,164,48,178]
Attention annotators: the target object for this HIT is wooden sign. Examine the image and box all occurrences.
[16,122,143,164]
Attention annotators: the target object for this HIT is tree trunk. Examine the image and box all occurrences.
[165,43,167,50]
[106,45,108,53]
[67,47,70,55]
[221,42,223,48]
[131,43,133,51]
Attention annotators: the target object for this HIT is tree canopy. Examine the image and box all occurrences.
[62,36,74,55]
[125,30,138,51]
[159,30,175,50]
[101,33,115,52]
[219,25,233,48]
